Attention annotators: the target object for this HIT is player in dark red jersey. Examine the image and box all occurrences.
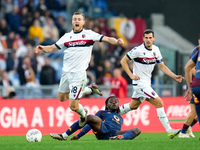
[179,37,200,138]
[185,34,200,132]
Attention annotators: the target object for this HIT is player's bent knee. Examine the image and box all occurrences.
[58,92,69,102]
[87,115,100,123]
[69,107,77,111]
[87,115,95,121]
[69,104,78,111]
[59,98,66,102]
[87,115,92,120]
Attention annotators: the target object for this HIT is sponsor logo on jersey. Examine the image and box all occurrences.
[143,58,156,64]
[134,57,156,64]
[64,40,94,47]
[69,41,86,47]
[112,115,121,125]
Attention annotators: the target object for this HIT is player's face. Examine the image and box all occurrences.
[107,98,119,111]
[143,33,155,49]
[72,14,85,32]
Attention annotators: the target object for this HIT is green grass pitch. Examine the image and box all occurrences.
[0,132,200,150]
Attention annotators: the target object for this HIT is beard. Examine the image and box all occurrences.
[110,107,120,114]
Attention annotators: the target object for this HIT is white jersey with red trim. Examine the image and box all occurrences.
[126,43,163,86]
[55,29,104,72]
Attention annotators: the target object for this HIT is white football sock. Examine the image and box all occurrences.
[83,87,92,94]
[119,103,131,115]
[62,132,68,139]
[156,107,172,133]
[75,104,86,118]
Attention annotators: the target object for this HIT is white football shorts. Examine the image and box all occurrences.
[132,84,158,102]
[58,71,87,100]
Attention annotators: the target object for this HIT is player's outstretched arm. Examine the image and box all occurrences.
[35,44,58,53]
[174,75,185,83]
[113,127,141,140]
[158,62,184,83]
[102,36,124,46]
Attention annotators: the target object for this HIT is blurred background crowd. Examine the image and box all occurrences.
[0,0,193,99]
[0,0,133,99]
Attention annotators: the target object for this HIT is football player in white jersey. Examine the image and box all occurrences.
[35,12,124,127]
[119,29,184,139]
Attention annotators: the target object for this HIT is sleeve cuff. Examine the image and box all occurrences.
[55,43,61,49]
[99,35,104,42]
[126,54,132,60]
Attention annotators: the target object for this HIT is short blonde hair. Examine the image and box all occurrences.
[73,12,85,20]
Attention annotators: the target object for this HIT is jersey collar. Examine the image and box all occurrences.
[73,28,83,34]
[143,43,152,51]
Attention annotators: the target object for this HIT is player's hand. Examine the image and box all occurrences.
[70,136,79,140]
[184,89,193,101]
[35,45,44,53]
[130,74,140,81]
[117,38,124,46]
[175,75,185,83]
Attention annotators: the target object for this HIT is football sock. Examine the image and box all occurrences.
[181,124,189,133]
[119,103,131,115]
[63,120,81,138]
[122,131,136,140]
[156,107,172,133]
[76,125,91,138]
[62,132,68,139]
[195,104,200,124]
[190,119,198,127]
[83,87,92,94]
[75,104,86,118]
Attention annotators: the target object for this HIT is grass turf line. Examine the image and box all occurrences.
[0,132,199,150]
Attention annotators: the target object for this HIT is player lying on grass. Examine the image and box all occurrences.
[50,96,141,140]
